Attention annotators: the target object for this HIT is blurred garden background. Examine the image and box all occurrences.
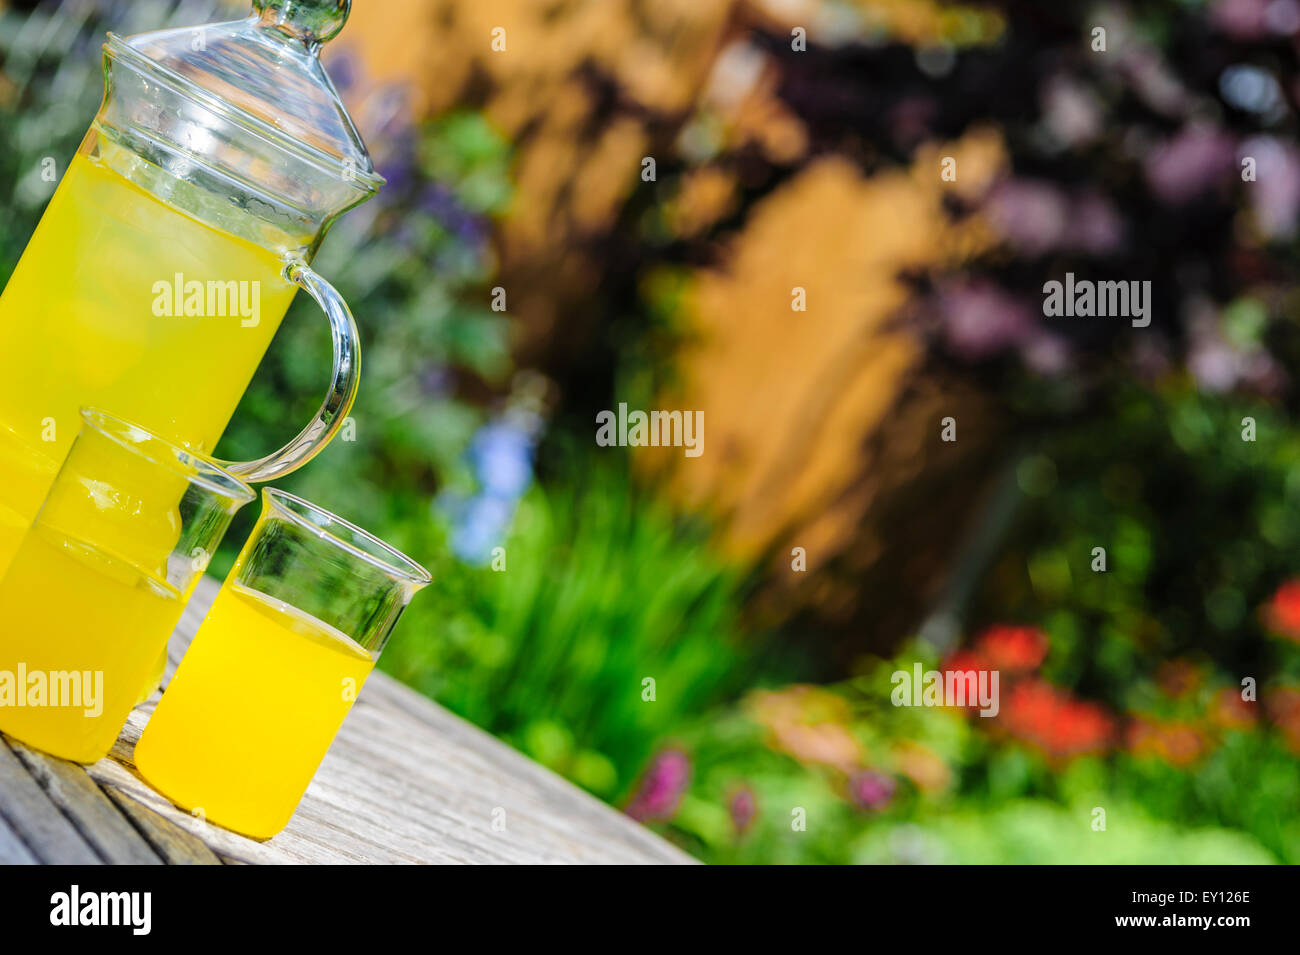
[3,0,1300,863]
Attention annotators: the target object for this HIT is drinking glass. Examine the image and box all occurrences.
[135,489,432,839]
[0,408,254,763]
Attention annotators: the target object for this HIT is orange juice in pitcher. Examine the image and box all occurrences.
[0,0,381,569]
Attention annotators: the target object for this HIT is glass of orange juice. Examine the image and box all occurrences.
[135,489,432,840]
[0,408,254,763]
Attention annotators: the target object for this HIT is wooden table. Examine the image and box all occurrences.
[0,579,693,864]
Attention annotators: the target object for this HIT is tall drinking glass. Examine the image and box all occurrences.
[135,489,432,840]
[0,408,254,763]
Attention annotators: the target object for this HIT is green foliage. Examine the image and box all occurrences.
[380,460,761,799]
[641,382,1300,864]
[859,802,1276,865]
[994,381,1300,694]
[213,110,515,572]
[652,645,1292,864]
[1111,735,1300,861]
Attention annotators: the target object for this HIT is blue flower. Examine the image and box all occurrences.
[469,422,533,499]
[440,415,539,564]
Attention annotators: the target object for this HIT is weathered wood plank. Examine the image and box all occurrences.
[0,734,101,864]
[102,785,222,866]
[0,805,38,864]
[354,678,692,863]
[11,739,161,865]
[80,577,696,864]
[315,694,692,864]
[86,750,299,865]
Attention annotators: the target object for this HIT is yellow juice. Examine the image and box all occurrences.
[0,420,58,580]
[0,147,298,551]
[135,583,376,839]
[0,525,183,763]
[0,503,30,583]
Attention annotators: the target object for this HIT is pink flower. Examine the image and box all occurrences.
[1144,124,1237,205]
[986,179,1070,255]
[936,280,1037,360]
[729,786,757,835]
[625,749,691,822]
[1210,0,1281,39]
[1241,136,1300,239]
[849,770,896,811]
[1067,193,1125,255]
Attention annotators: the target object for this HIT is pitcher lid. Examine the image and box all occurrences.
[107,0,382,196]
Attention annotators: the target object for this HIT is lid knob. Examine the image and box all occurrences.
[253,0,350,47]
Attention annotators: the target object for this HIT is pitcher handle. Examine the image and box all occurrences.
[217,260,360,482]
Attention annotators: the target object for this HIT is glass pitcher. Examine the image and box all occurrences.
[0,0,380,575]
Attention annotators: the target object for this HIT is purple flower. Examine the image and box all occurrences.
[1120,52,1193,118]
[1144,125,1237,205]
[1267,0,1300,34]
[1210,0,1275,39]
[1066,193,1125,255]
[1241,136,1300,238]
[936,280,1038,360]
[986,179,1070,256]
[1041,75,1102,148]
[849,770,896,811]
[417,183,487,248]
[374,129,420,197]
[1186,301,1287,395]
[1189,338,1239,393]
[626,750,691,822]
[326,50,359,93]
[729,787,757,835]
[1189,337,1286,395]
[1019,331,1072,376]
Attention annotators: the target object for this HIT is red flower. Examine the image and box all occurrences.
[941,649,987,673]
[1125,717,1207,767]
[1156,659,1201,698]
[1266,687,1300,755]
[974,624,1049,672]
[940,650,992,710]
[1000,679,1115,758]
[1208,687,1258,730]
[1263,580,1300,641]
